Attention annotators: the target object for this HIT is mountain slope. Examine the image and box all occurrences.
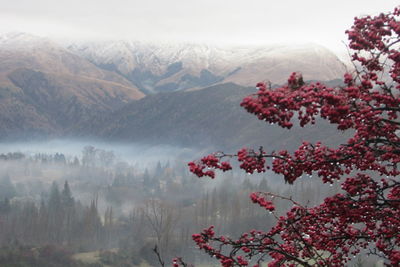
[0,33,144,138]
[80,82,348,150]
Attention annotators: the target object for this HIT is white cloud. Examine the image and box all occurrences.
[0,0,398,53]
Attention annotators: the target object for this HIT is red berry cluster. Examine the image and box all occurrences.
[188,154,232,178]
[249,192,275,211]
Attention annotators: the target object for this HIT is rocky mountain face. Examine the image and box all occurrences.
[0,33,144,139]
[67,41,347,94]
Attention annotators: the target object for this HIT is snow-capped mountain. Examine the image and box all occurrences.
[67,40,347,93]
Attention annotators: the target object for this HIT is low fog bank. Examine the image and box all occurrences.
[0,138,202,170]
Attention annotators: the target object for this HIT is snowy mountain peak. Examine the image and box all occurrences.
[66,40,346,93]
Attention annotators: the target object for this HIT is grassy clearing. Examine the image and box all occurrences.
[73,251,102,264]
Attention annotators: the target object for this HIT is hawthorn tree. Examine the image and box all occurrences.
[183,7,400,267]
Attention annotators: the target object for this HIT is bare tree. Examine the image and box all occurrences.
[141,198,180,261]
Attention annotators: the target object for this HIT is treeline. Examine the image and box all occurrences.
[0,145,116,167]
[0,181,104,251]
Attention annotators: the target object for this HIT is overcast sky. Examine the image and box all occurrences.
[0,0,398,53]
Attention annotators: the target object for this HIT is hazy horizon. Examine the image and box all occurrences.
[0,1,399,54]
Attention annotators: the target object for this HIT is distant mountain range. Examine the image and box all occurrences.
[0,32,348,146]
